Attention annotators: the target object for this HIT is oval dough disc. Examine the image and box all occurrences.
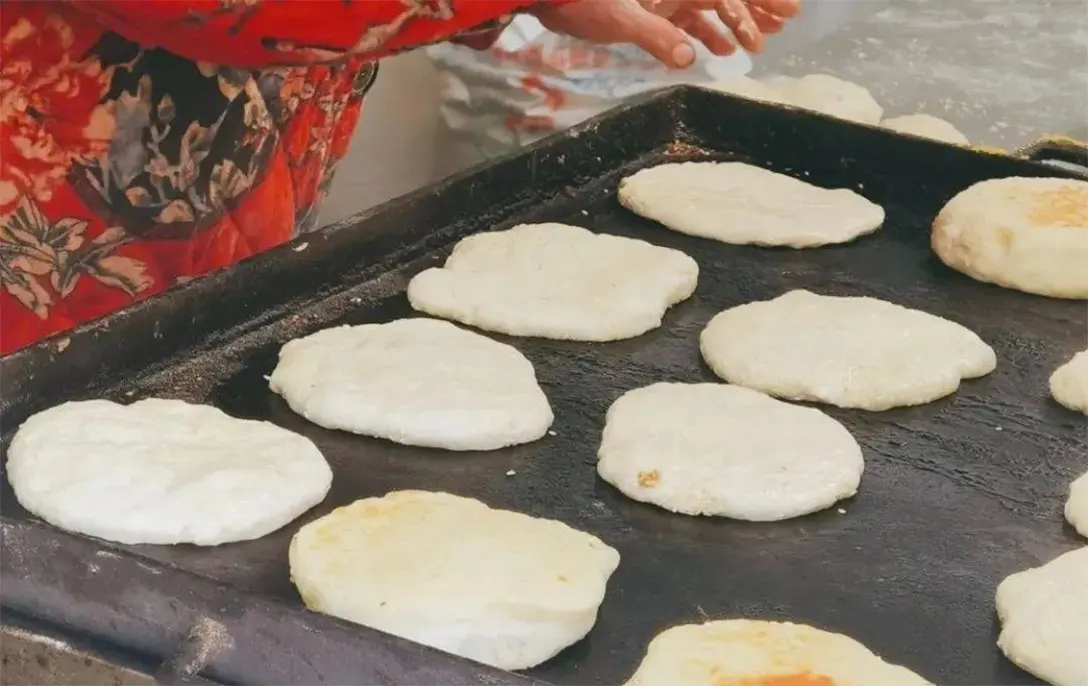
[623,619,933,686]
[1066,469,1088,538]
[705,76,791,105]
[700,290,997,410]
[596,383,863,520]
[707,74,884,126]
[407,223,698,341]
[269,318,553,450]
[932,176,1088,299]
[996,547,1088,686]
[289,490,620,670]
[776,74,884,124]
[7,399,332,546]
[618,162,885,248]
[1050,350,1088,414]
[881,114,968,145]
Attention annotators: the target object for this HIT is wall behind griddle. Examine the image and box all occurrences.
[320,52,446,226]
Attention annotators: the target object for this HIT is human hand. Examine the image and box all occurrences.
[532,0,801,69]
[658,0,801,54]
[451,19,509,51]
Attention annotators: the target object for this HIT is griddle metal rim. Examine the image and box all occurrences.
[1,86,1084,685]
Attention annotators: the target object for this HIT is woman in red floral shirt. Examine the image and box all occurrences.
[0,0,798,355]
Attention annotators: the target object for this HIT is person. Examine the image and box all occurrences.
[0,0,800,355]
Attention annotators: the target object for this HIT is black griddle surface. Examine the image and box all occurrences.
[2,88,1085,686]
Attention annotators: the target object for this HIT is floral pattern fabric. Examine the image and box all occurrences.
[0,0,543,355]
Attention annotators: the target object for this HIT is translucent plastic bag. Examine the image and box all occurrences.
[425,14,753,158]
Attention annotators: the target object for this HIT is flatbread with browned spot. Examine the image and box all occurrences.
[596,383,863,520]
[932,177,1088,299]
[290,490,619,671]
[623,619,933,685]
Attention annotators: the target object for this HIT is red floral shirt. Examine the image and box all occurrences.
[0,0,546,355]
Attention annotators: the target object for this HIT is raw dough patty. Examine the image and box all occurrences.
[700,290,997,410]
[407,223,698,341]
[618,162,884,248]
[881,114,969,145]
[596,383,863,520]
[704,76,791,105]
[932,176,1088,299]
[289,490,620,670]
[1066,469,1088,538]
[6,399,332,546]
[706,74,883,125]
[623,619,933,686]
[776,74,884,125]
[269,318,553,450]
[996,547,1088,686]
[1050,350,1088,414]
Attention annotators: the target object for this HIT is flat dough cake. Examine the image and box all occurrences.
[618,162,885,248]
[1066,469,1088,538]
[881,114,969,145]
[407,223,698,341]
[6,399,332,546]
[932,176,1088,299]
[268,318,553,450]
[1049,350,1088,414]
[776,74,884,125]
[706,74,883,126]
[700,290,997,410]
[704,76,791,105]
[289,490,620,670]
[596,383,863,520]
[996,547,1088,686]
[623,619,933,686]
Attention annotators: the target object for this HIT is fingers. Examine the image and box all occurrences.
[716,0,763,52]
[674,9,737,56]
[751,0,802,19]
[751,5,785,34]
[614,3,701,68]
[679,0,798,47]
[749,0,801,35]
[451,28,503,50]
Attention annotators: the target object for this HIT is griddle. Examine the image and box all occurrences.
[2,86,1086,686]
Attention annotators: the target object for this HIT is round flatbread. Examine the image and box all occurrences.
[705,76,791,106]
[623,619,933,686]
[706,74,883,126]
[618,162,884,248]
[881,114,969,145]
[932,176,1088,299]
[289,490,620,670]
[596,383,863,520]
[996,547,1088,686]
[269,318,553,450]
[1050,350,1088,414]
[1066,470,1088,538]
[776,74,884,125]
[700,290,997,411]
[7,399,332,546]
[407,223,698,341]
